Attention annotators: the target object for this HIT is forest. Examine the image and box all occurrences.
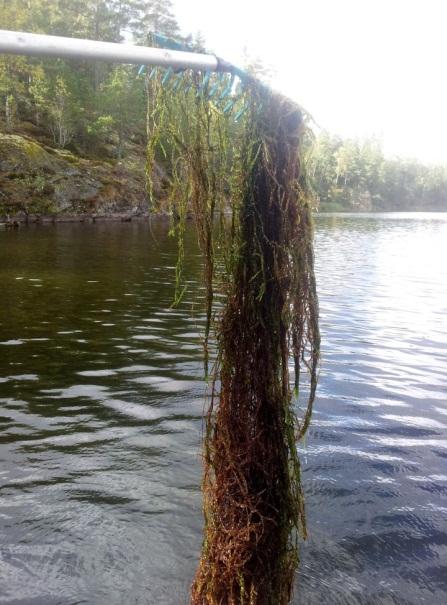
[311,132,447,211]
[1,0,446,214]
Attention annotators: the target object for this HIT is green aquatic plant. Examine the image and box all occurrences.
[147,65,320,605]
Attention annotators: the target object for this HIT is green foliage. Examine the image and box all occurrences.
[1,2,445,211]
[310,131,447,211]
[132,0,180,42]
[0,0,182,157]
[87,114,115,137]
[98,65,145,157]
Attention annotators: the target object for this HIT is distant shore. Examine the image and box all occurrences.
[3,209,447,231]
[0,212,175,229]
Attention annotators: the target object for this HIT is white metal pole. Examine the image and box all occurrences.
[0,30,220,72]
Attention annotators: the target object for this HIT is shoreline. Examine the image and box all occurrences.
[2,209,446,230]
[0,212,171,228]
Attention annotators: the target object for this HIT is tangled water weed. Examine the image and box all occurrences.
[147,68,320,604]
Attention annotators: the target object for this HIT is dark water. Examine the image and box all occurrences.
[1,214,446,605]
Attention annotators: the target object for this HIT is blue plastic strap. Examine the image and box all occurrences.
[208,81,220,98]
[161,66,173,85]
[202,71,211,88]
[234,105,248,122]
[153,32,189,52]
[223,100,234,113]
[172,72,185,91]
[219,74,235,100]
[209,73,226,97]
[196,70,212,96]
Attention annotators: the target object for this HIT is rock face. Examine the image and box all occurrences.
[0,133,160,220]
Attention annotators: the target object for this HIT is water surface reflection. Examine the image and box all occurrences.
[1,214,446,604]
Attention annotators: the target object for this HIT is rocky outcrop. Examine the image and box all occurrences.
[0,132,163,221]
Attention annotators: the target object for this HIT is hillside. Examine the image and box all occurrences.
[0,123,165,222]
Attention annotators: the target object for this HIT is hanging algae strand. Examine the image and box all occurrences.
[146,64,320,604]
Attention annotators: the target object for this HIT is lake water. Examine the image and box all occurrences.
[1,213,446,605]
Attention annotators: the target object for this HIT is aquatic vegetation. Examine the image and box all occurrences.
[147,67,320,604]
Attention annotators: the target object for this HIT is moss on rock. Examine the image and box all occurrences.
[0,132,153,219]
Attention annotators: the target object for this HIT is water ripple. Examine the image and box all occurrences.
[1,216,447,604]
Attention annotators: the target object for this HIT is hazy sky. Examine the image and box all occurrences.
[173,0,446,164]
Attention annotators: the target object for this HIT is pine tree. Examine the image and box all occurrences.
[131,0,180,42]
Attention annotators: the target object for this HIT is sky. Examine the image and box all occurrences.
[173,0,447,164]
